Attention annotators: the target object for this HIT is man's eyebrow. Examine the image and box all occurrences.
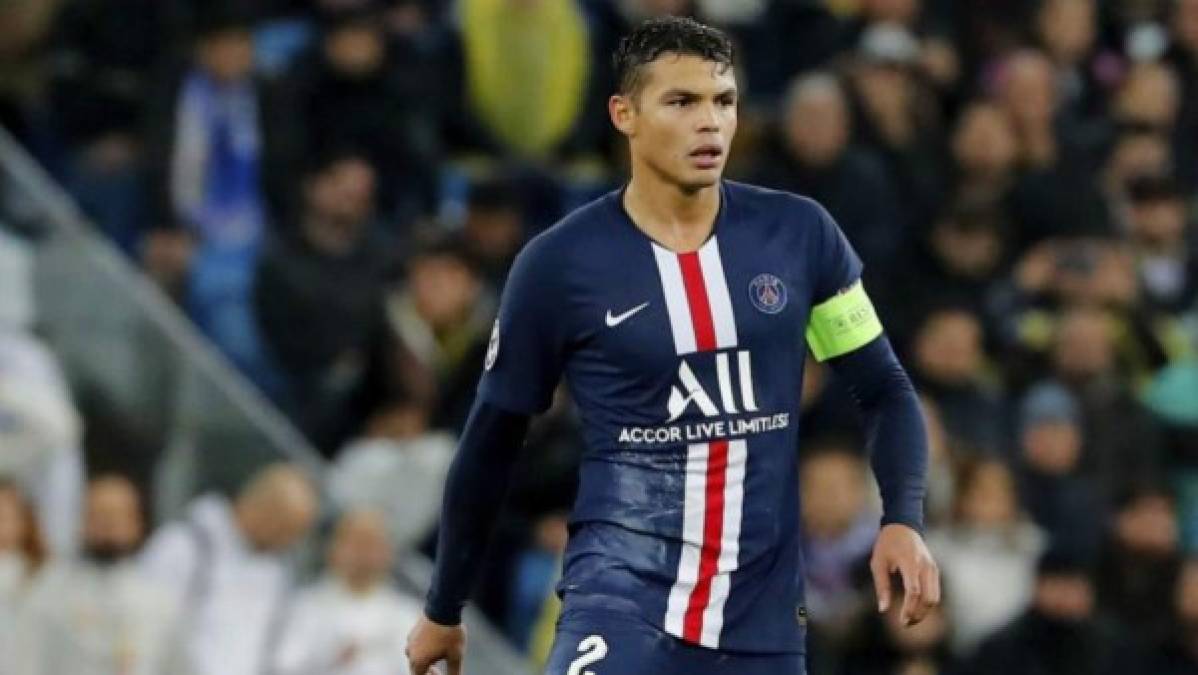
[658,87,739,99]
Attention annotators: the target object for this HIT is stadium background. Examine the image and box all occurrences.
[0,0,1197,673]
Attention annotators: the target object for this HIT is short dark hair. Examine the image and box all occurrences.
[613,17,734,97]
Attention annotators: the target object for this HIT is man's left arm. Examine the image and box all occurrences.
[807,281,940,626]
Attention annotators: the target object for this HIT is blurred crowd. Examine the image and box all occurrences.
[1,0,1198,673]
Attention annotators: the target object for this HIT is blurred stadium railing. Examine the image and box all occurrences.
[0,125,529,675]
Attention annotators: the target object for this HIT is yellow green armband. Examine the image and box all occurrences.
[805,281,883,361]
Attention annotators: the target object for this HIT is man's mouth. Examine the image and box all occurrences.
[689,145,724,168]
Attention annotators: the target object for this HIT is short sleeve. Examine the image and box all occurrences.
[476,239,568,414]
[809,200,864,302]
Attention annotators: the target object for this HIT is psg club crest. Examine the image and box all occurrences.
[749,274,787,314]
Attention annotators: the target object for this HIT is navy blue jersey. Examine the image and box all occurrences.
[478,181,864,653]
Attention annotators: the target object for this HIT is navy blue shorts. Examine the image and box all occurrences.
[543,599,805,675]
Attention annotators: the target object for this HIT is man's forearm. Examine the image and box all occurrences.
[827,336,929,532]
[424,399,531,625]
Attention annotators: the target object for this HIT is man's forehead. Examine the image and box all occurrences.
[640,53,736,93]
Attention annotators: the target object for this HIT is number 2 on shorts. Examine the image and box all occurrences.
[565,635,607,675]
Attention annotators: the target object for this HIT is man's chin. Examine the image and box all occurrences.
[678,172,722,194]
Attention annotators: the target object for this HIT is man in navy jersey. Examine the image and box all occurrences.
[407,17,939,675]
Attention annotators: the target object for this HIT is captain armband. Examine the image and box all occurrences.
[805,281,883,362]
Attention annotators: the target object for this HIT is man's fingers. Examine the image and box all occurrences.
[898,560,922,625]
[921,559,941,607]
[870,556,892,613]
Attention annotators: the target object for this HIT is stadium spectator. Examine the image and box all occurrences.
[847,22,946,231]
[801,443,879,641]
[1033,0,1105,122]
[280,5,439,221]
[928,459,1045,654]
[382,236,494,431]
[0,480,45,675]
[45,0,173,252]
[1049,307,1165,501]
[139,463,318,675]
[948,101,1019,207]
[20,475,180,675]
[0,327,85,557]
[755,72,905,282]
[965,549,1145,675]
[885,197,1009,348]
[1152,556,1198,674]
[255,149,395,453]
[0,479,44,599]
[908,308,1005,454]
[329,397,455,551]
[1015,381,1105,559]
[917,397,959,528]
[838,587,958,675]
[459,177,528,288]
[144,6,293,381]
[1096,484,1184,651]
[1124,173,1197,316]
[996,50,1112,246]
[274,509,422,675]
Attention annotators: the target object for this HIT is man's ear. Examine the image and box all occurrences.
[609,94,636,137]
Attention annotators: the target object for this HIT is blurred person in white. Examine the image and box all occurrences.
[927,458,1044,655]
[19,475,179,675]
[274,510,422,675]
[800,442,879,641]
[0,480,47,675]
[329,398,454,552]
[0,224,85,556]
[139,463,319,675]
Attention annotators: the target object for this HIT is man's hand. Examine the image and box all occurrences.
[406,615,466,675]
[870,523,940,626]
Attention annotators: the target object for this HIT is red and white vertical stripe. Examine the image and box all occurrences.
[653,237,747,648]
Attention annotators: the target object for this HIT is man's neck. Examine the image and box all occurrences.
[623,168,721,253]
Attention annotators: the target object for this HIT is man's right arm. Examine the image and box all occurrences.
[422,399,531,625]
[409,236,567,675]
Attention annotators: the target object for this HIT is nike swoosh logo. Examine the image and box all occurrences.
[605,302,650,327]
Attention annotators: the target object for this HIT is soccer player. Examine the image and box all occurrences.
[406,17,938,675]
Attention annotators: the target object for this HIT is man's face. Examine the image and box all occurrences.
[410,255,481,330]
[784,87,850,168]
[197,30,255,84]
[1034,573,1094,622]
[0,488,25,553]
[83,478,143,563]
[611,54,738,192]
[307,158,377,227]
[329,512,392,591]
